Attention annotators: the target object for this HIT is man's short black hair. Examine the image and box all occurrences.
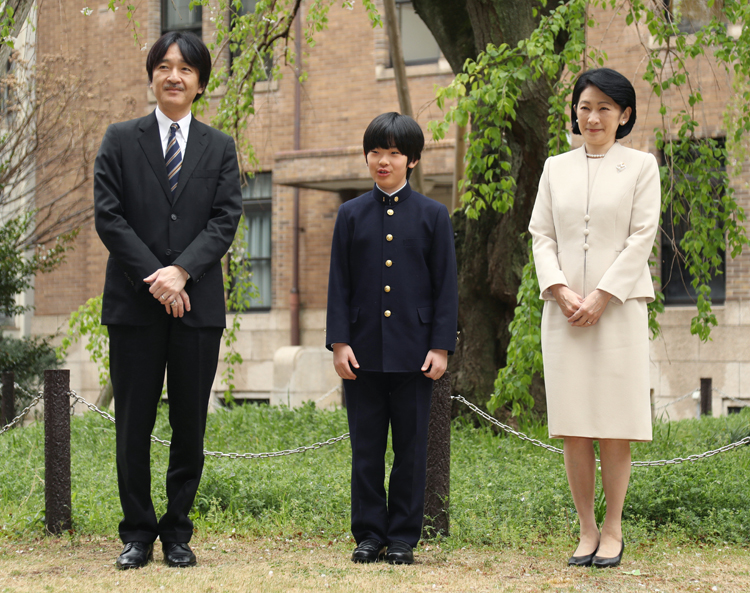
[571,68,637,139]
[146,31,212,103]
[363,113,424,178]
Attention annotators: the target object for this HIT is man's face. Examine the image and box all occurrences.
[365,146,417,193]
[151,43,205,120]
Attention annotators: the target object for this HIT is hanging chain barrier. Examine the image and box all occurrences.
[0,388,44,436]
[449,394,750,467]
[449,394,565,455]
[712,386,750,407]
[3,384,750,467]
[67,389,351,459]
[315,383,341,405]
[654,388,696,410]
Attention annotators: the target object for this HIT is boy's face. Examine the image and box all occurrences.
[365,146,418,193]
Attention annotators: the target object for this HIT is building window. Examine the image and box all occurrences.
[662,0,724,34]
[234,172,272,310]
[661,139,727,306]
[393,1,440,66]
[162,0,202,36]
[230,0,273,80]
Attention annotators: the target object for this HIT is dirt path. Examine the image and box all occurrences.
[0,536,748,592]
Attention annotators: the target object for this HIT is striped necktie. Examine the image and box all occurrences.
[165,122,182,196]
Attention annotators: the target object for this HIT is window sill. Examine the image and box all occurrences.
[375,58,452,81]
[254,78,279,93]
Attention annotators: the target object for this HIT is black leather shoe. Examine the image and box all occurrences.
[592,539,624,569]
[351,539,386,563]
[162,542,197,567]
[115,542,153,570]
[385,540,414,565]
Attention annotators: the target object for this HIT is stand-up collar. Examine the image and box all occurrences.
[372,180,413,204]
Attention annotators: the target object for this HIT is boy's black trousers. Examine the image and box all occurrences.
[344,370,433,548]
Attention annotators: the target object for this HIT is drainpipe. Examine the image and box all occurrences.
[290,4,302,346]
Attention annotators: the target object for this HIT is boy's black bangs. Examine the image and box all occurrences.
[363,112,424,165]
[365,127,399,154]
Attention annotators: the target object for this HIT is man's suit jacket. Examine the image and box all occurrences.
[326,182,458,372]
[529,142,661,305]
[94,112,242,328]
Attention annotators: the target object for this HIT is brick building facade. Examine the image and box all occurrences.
[20,0,750,417]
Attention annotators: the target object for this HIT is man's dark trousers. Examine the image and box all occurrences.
[109,315,222,544]
[344,370,433,548]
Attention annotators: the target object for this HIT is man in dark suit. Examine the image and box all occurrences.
[326,113,458,565]
[94,31,242,569]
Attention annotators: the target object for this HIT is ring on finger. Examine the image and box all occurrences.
[160,294,167,301]
[586,320,592,325]
[170,299,178,307]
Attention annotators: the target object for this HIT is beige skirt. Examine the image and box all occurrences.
[541,297,652,441]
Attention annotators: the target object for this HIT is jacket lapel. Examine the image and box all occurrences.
[173,118,209,203]
[138,113,173,204]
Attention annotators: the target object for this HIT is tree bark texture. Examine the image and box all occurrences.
[0,0,36,67]
[412,0,568,414]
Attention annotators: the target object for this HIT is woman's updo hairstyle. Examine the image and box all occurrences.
[571,68,637,139]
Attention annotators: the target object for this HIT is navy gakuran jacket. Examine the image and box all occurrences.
[326,181,459,372]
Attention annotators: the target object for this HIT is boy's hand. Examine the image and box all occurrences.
[332,343,359,380]
[421,349,448,380]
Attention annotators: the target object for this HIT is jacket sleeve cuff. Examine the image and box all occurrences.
[539,273,569,301]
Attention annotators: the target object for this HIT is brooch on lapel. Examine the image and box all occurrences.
[616,162,627,173]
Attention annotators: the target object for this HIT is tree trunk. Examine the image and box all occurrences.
[412,0,567,414]
[0,0,36,67]
[382,0,425,194]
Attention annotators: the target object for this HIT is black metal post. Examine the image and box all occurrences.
[422,371,451,539]
[44,370,71,534]
[1,372,15,426]
[700,377,712,417]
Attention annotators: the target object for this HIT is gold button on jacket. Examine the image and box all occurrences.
[384,310,391,317]
[387,209,394,216]
[385,259,392,267]
[386,234,393,241]
[384,285,391,292]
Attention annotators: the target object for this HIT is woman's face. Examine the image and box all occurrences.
[575,85,632,153]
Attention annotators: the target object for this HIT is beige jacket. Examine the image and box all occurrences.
[529,142,661,304]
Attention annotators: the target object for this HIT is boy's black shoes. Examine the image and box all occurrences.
[351,539,387,563]
[115,542,153,570]
[385,540,414,565]
[163,542,197,567]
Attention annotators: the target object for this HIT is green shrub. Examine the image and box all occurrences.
[0,403,748,545]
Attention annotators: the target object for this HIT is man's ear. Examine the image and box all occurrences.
[408,159,419,169]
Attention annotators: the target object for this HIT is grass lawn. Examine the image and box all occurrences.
[1,402,749,591]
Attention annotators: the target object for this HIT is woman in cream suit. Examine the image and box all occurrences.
[528,68,660,568]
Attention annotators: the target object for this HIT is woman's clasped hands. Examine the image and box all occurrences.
[550,284,612,327]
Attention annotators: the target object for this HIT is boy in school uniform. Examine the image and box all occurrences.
[326,112,458,565]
